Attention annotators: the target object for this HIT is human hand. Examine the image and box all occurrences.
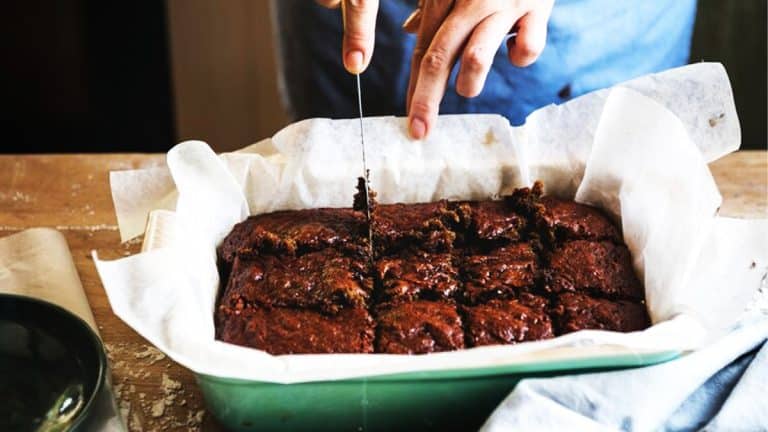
[316,0,380,74]
[403,0,554,139]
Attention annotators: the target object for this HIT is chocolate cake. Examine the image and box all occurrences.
[461,242,538,304]
[216,306,374,354]
[215,180,651,355]
[552,293,650,334]
[546,240,644,300]
[219,208,367,263]
[462,294,554,346]
[536,196,620,243]
[454,200,525,242]
[220,248,372,314]
[375,300,465,354]
[371,201,458,254]
[376,249,459,303]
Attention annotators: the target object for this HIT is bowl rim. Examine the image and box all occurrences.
[0,293,107,431]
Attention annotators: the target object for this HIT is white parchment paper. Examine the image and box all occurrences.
[109,63,740,242]
[95,63,768,384]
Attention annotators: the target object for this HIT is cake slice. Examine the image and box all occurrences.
[462,294,554,347]
[220,248,372,314]
[371,201,458,254]
[375,300,464,354]
[551,292,650,334]
[461,242,538,304]
[218,208,368,264]
[453,200,526,242]
[535,196,620,243]
[546,240,643,300]
[216,306,375,354]
[376,249,459,303]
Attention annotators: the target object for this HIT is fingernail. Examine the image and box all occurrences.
[402,9,421,33]
[410,117,426,140]
[346,50,364,74]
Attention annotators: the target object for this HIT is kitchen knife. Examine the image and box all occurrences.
[355,73,374,257]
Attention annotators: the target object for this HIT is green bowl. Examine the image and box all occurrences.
[196,349,679,431]
[0,294,109,432]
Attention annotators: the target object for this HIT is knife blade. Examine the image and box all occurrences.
[355,73,374,257]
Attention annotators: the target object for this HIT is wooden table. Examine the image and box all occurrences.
[0,151,766,431]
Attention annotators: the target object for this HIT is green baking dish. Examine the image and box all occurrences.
[196,348,679,431]
[138,211,681,431]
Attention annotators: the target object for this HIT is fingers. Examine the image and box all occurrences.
[506,4,551,67]
[406,0,453,115]
[341,0,379,74]
[409,2,493,139]
[404,0,553,139]
[456,12,516,98]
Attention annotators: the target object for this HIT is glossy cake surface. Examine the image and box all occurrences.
[216,181,650,355]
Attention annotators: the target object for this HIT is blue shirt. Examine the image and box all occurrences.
[274,0,697,125]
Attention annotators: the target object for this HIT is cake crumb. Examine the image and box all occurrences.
[129,411,144,432]
[119,400,131,421]
[107,341,207,430]
[708,112,725,127]
[151,399,165,418]
[162,373,182,391]
[134,345,166,364]
[483,130,498,146]
[186,410,205,427]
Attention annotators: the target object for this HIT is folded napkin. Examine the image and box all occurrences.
[481,315,768,432]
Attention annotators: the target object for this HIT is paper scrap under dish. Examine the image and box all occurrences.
[95,64,767,384]
[0,228,98,332]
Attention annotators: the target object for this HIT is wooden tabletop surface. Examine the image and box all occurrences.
[0,150,766,431]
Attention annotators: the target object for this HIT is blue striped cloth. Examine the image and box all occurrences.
[481,317,768,431]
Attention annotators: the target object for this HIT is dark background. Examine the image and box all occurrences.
[1,1,765,153]
[2,2,174,152]
[690,0,766,151]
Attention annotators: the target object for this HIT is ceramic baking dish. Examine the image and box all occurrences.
[195,347,678,431]
[142,210,679,432]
